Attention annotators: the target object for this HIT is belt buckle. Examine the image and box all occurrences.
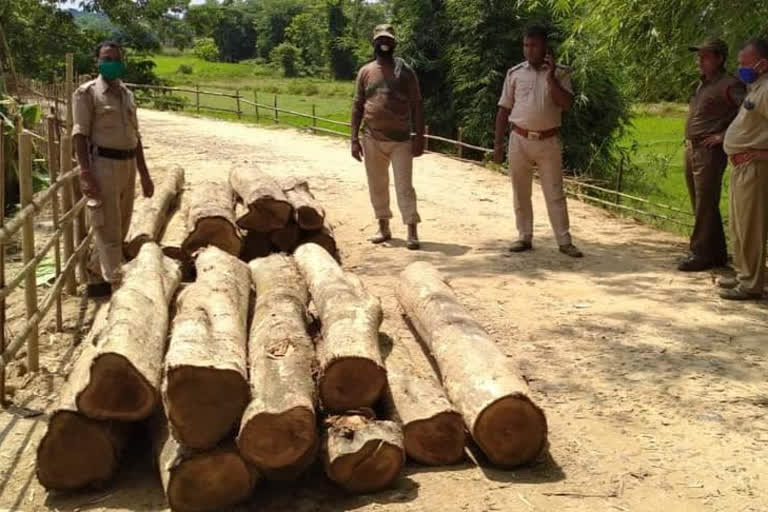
[528,130,541,140]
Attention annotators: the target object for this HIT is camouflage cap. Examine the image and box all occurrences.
[688,38,728,57]
[373,24,396,42]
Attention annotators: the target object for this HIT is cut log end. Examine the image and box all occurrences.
[77,352,157,421]
[296,206,324,231]
[329,440,403,494]
[183,218,241,257]
[403,411,466,466]
[238,406,317,471]
[165,367,250,450]
[320,358,386,412]
[36,412,120,490]
[237,201,293,232]
[473,395,548,468]
[167,450,255,512]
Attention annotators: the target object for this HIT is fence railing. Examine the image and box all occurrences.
[2,54,91,404]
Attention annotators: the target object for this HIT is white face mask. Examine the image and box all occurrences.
[380,44,391,52]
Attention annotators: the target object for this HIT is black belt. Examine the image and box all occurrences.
[96,146,136,160]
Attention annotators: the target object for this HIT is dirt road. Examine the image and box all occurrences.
[1,110,766,512]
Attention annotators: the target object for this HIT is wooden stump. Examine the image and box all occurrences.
[230,167,293,232]
[382,335,466,466]
[181,180,241,257]
[76,243,182,421]
[293,243,385,412]
[36,308,133,490]
[396,262,547,468]
[270,221,301,253]
[237,255,317,480]
[125,166,185,260]
[281,177,325,231]
[323,414,404,493]
[153,410,259,512]
[163,246,251,450]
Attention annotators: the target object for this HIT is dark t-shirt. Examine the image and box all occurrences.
[686,73,746,140]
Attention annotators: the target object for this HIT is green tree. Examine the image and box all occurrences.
[286,11,327,74]
[327,0,357,79]
[213,7,257,62]
[271,42,301,77]
[193,37,219,62]
[185,0,222,38]
[253,0,307,59]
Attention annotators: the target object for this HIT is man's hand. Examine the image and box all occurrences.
[412,134,425,157]
[742,149,768,163]
[544,54,556,79]
[702,134,724,147]
[140,173,154,198]
[351,139,363,162]
[80,169,101,201]
[493,144,505,165]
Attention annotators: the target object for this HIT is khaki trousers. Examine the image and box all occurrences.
[362,136,421,225]
[729,160,768,295]
[87,155,137,284]
[684,143,728,263]
[508,133,571,246]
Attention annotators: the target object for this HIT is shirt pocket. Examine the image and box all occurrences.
[95,103,120,129]
[516,79,535,102]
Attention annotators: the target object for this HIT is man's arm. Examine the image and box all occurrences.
[73,134,99,200]
[351,69,365,162]
[494,107,511,164]
[409,69,426,157]
[136,137,154,197]
[546,57,574,110]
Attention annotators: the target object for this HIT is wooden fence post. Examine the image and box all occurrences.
[47,113,63,331]
[60,135,76,295]
[195,84,201,115]
[66,55,87,283]
[424,125,430,152]
[274,95,278,124]
[18,127,39,372]
[615,156,624,205]
[0,133,5,403]
[236,89,242,120]
[457,127,464,159]
[254,90,259,122]
[312,104,317,132]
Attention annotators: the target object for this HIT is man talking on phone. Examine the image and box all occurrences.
[493,25,582,257]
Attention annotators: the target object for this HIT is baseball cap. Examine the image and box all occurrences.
[688,38,728,57]
[373,24,396,42]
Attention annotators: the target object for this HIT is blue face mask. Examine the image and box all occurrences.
[738,60,765,84]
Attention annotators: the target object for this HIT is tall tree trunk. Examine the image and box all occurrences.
[125,166,185,260]
[76,243,182,421]
[293,243,385,412]
[230,167,293,232]
[323,414,404,493]
[163,247,251,450]
[281,177,325,230]
[237,255,317,480]
[182,180,241,257]
[396,262,547,468]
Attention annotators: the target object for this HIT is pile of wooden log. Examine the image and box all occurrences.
[230,168,338,261]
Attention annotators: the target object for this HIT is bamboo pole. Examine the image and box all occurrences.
[47,114,63,331]
[424,125,429,152]
[236,89,242,120]
[0,133,6,404]
[457,128,463,159]
[196,85,200,115]
[312,104,317,133]
[254,91,259,122]
[274,95,278,124]
[18,128,39,372]
[59,135,76,295]
[66,54,86,282]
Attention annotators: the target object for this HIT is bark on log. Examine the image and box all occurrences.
[323,414,404,493]
[161,195,188,261]
[152,409,259,512]
[182,180,241,257]
[300,223,337,260]
[164,246,251,450]
[270,221,301,253]
[76,243,182,421]
[237,255,317,480]
[36,307,133,490]
[396,262,547,468]
[293,243,385,412]
[230,167,293,232]
[382,335,466,466]
[125,166,185,260]
[240,230,273,261]
[281,177,325,231]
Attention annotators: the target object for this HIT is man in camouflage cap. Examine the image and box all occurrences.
[350,24,425,250]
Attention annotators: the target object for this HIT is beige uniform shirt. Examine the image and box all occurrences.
[72,76,139,151]
[724,74,768,155]
[498,61,573,131]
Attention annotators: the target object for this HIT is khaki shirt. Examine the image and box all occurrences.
[72,76,139,151]
[354,58,421,142]
[685,72,745,140]
[724,74,768,155]
[498,61,573,131]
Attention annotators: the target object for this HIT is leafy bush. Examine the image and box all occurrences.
[177,64,194,75]
[193,37,219,62]
[271,43,301,77]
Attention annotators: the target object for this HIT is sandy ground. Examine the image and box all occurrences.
[0,109,766,512]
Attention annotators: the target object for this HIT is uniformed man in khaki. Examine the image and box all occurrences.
[720,38,768,300]
[73,41,154,297]
[679,38,745,272]
[493,25,582,258]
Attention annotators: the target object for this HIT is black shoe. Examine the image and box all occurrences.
[677,255,714,272]
[509,240,533,252]
[559,243,584,258]
[87,282,112,298]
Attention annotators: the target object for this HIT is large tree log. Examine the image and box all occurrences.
[382,335,466,466]
[270,221,301,253]
[230,167,293,232]
[293,243,385,412]
[152,409,259,512]
[300,223,337,261]
[182,180,241,257]
[161,196,188,262]
[164,246,251,450]
[396,262,547,468]
[125,166,185,260]
[76,243,182,421]
[36,308,133,490]
[323,414,404,493]
[237,255,317,480]
[281,177,325,231]
[240,230,273,261]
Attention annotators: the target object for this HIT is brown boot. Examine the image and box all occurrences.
[369,219,392,244]
[406,224,420,250]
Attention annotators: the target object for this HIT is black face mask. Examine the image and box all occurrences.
[374,41,395,57]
